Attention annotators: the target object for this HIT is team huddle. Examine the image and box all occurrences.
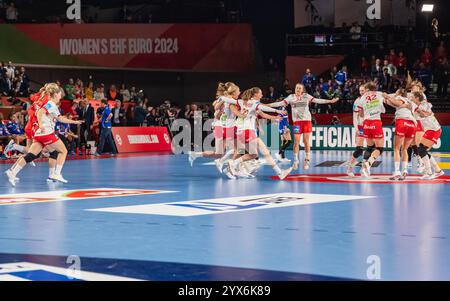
[189,78,444,181]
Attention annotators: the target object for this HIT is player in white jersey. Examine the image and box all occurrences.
[188,83,228,166]
[406,78,427,171]
[225,87,292,180]
[383,89,417,180]
[268,83,338,171]
[358,82,387,178]
[410,92,445,179]
[346,85,368,177]
[5,83,83,186]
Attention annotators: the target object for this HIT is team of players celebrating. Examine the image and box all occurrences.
[189,78,444,181]
[2,77,444,185]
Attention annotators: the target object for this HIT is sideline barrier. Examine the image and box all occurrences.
[266,125,449,152]
[112,127,172,154]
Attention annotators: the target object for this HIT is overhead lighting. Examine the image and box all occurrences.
[421,4,434,12]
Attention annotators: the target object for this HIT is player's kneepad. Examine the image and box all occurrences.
[364,146,374,160]
[24,153,38,163]
[376,147,384,155]
[353,146,364,158]
[50,151,58,160]
[418,144,428,158]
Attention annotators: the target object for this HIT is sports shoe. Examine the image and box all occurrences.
[401,170,409,180]
[49,174,68,184]
[30,161,36,167]
[390,171,402,181]
[214,159,224,174]
[303,159,310,171]
[47,177,56,183]
[278,167,293,180]
[420,173,434,180]
[4,140,15,158]
[5,169,17,187]
[360,161,370,178]
[224,164,236,180]
[432,170,445,179]
[346,165,355,177]
[280,157,291,164]
[293,160,299,170]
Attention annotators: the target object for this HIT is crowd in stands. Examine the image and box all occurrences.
[0,62,30,99]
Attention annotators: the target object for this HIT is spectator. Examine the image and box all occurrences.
[74,78,84,99]
[435,41,448,62]
[133,101,147,126]
[56,113,78,156]
[119,83,131,102]
[94,99,118,156]
[5,2,18,23]
[65,78,76,100]
[301,69,316,94]
[281,79,292,96]
[76,99,95,145]
[129,86,137,102]
[371,59,383,81]
[421,48,433,67]
[107,84,120,101]
[335,66,347,86]
[360,57,369,76]
[397,51,407,76]
[267,86,279,100]
[382,59,396,76]
[145,107,159,126]
[94,84,106,100]
[380,68,392,92]
[388,49,398,67]
[112,100,125,126]
[84,81,94,100]
[55,80,66,99]
[435,57,449,97]
[416,62,432,91]
[350,22,361,40]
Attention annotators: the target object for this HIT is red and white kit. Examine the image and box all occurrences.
[33,100,61,146]
[393,96,417,139]
[358,91,386,139]
[417,101,441,143]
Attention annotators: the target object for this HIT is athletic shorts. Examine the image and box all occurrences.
[237,130,258,144]
[416,120,424,132]
[213,126,224,140]
[33,133,60,146]
[363,120,384,139]
[423,129,442,144]
[224,127,237,140]
[395,119,416,139]
[293,121,312,135]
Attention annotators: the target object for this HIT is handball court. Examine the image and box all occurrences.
[0,150,449,281]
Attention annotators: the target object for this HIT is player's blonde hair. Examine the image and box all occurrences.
[222,82,240,97]
[44,83,61,98]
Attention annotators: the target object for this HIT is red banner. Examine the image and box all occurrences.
[2,24,255,72]
[112,127,172,153]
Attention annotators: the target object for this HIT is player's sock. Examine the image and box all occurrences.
[402,161,409,172]
[219,149,234,164]
[429,155,441,172]
[10,164,24,176]
[394,162,400,172]
[305,152,311,161]
[192,152,204,158]
[273,165,282,175]
[422,155,431,173]
[55,164,64,176]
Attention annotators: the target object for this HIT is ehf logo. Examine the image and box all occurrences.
[115,134,123,146]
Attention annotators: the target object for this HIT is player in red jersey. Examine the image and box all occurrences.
[5,83,83,186]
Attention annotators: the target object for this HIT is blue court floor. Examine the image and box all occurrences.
[0,151,449,281]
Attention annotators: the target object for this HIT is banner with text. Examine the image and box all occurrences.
[287,125,448,152]
[0,24,254,71]
[112,127,173,153]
